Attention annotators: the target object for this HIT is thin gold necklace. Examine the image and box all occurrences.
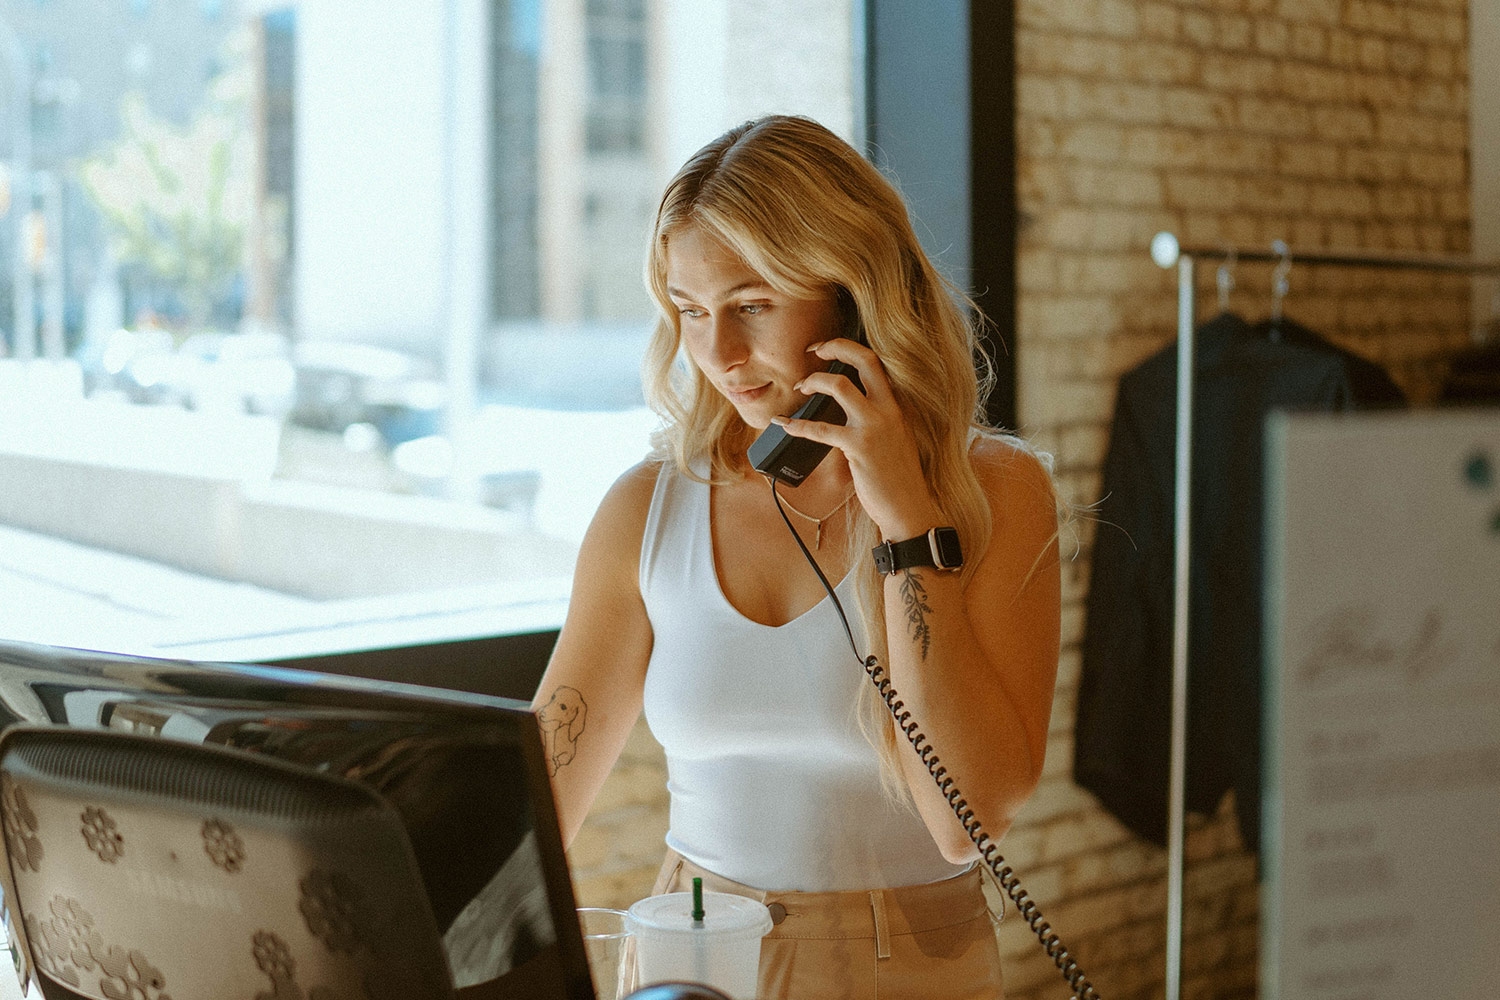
[776,485,857,549]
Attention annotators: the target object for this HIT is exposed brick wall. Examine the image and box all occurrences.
[1009,2,1472,1000]
[567,5,1474,1000]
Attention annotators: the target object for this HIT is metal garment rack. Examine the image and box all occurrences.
[1146,231,1500,1000]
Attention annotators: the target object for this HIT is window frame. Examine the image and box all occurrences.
[355,1,1018,698]
[864,0,1016,430]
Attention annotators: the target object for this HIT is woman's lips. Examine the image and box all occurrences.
[725,383,771,404]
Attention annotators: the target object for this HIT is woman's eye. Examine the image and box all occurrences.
[678,307,704,319]
[740,303,766,315]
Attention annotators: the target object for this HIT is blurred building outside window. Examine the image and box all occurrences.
[0,0,858,655]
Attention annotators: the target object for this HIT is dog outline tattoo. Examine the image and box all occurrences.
[538,686,587,776]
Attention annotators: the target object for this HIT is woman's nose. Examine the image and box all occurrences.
[701,314,749,371]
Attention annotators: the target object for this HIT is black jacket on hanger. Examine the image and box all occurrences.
[1252,316,1407,409]
[1073,312,1403,854]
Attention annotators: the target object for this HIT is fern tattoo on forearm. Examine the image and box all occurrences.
[899,569,934,659]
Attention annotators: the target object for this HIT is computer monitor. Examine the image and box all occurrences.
[0,639,595,1000]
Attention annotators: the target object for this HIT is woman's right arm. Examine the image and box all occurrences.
[530,460,659,848]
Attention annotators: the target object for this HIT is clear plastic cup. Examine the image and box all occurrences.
[625,890,772,1000]
[577,907,635,1000]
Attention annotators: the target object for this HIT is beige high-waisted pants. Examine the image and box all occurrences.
[649,849,1004,1000]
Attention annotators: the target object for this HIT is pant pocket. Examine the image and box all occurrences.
[650,853,684,895]
[757,934,871,1000]
[881,914,1004,1000]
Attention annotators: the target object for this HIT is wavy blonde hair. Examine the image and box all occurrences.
[642,114,1014,798]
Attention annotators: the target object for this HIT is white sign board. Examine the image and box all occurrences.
[1263,409,1500,999]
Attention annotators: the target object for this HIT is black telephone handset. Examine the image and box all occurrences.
[753,307,1101,1000]
[746,307,866,486]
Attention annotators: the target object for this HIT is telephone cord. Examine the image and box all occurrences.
[768,478,1100,1000]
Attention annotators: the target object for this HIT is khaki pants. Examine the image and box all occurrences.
[649,849,1004,1000]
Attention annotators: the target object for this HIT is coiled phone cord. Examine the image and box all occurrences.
[769,478,1101,1000]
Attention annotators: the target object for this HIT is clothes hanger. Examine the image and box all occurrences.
[1217,245,1237,315]
[1268,239,1291,342]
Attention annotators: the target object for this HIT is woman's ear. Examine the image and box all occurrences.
[835,287,865,346]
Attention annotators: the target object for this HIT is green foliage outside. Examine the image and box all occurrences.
[75,31,254,331]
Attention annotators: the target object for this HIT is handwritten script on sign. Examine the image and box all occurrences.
[1294,603,1463,691]
[1262,410,1500,1000]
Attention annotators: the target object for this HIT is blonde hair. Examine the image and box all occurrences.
[642,114,1012,799]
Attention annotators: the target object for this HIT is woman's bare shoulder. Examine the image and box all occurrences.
[561,459,668,619]
[969,431,1058,509]
[606,457,667,505]
[587,458,666,545]
[965,432,1063,605]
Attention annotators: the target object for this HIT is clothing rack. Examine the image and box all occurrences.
[1146,231,1500,1000]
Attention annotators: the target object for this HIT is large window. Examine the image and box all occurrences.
[0,0,859,657]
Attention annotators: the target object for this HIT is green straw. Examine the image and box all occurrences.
[691,876,705,924]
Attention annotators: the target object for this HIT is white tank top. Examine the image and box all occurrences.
[639,461,964,892]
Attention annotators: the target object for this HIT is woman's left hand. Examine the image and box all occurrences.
[772,337,945,540]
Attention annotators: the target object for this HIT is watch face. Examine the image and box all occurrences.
[933,527,963,568]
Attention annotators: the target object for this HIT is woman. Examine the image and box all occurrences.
[533,114,1061,1000]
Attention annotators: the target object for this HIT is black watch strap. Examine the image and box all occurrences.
[871,527,963,575]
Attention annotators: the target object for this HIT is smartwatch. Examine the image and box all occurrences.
[872,527,963,576]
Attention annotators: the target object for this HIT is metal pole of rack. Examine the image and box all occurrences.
[1145,230,1500,1000]
[1149,233,1196,1000]
[1169,251,1195,1000]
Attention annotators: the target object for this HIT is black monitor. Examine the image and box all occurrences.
[0,639,595,1000]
